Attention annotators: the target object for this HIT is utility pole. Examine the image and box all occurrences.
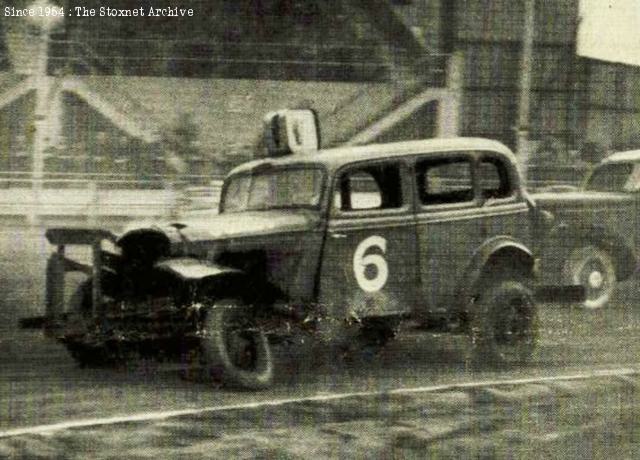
[516,0,536,177]
[27,1,63,223]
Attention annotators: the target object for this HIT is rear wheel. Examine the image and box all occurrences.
[563,245,616,309]
[470,278,538,367]
[201,299,274,390]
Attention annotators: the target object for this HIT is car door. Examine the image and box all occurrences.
[413,152,484,319]
[475,152,532,249]
[318,160,419,320]
[413,151,531,320]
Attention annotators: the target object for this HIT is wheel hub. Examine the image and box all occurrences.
[587,270,604,289]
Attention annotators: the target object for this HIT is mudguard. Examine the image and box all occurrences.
[154,258,241,281]
[542,222,636,282]
[46,228,116,245]
[458,236,535,308]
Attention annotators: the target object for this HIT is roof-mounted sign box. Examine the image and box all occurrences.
[263,109,321,157]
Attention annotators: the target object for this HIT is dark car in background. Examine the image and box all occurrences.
[534,150,640,309]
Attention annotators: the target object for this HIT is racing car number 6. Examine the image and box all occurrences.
[353,235,388,292]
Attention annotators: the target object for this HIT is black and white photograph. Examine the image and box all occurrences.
[1,0,640,457]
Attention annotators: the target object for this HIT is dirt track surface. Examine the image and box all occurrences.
[3,227,640,457]
[2,372,639,458]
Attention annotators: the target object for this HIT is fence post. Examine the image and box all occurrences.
[87,180,98,225]
[166,180,184,220]
[44,245,65,337]
[27,184,40,226]
[446,51,464,93]
[437,51,464,137]
[516,0,536,180]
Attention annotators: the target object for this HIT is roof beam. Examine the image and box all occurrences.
[344,87,458,146]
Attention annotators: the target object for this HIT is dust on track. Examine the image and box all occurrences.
[2,369,639,459]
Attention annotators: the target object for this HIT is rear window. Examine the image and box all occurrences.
[478,157,513,199]
[416,157,473,205]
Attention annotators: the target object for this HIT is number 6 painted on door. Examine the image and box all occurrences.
[353,235,389,292]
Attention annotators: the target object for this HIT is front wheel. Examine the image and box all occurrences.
[470,279,538,368]
[62,280,117,367]
[562,245,616,309]
[201,299,274,390]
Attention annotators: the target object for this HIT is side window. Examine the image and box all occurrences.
[335,164,403,211]
[478,157,513,200]
[416,157,473,206]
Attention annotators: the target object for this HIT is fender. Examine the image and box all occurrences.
[155,257,241,281]
[457,236,535,310]
[542,222,636,281]
[155,258,285,307]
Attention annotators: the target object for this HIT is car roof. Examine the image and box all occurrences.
[602,149,640,164]
[228,137,516,176]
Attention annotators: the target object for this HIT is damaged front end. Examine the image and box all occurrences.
[38,227,244,366]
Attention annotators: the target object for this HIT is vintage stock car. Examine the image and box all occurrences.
[37,110,575,389]
[534,150,640,309]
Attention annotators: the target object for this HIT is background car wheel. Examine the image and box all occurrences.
[563,245,616,309]
[470,278,538,368]
[201,299,274,390]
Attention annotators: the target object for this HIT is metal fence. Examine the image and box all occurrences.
[46,37,448,85]
[0,173,224,224]
[0,164,590,224]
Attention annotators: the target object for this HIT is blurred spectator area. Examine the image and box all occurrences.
[0,0,449,194]
[1,0,639,200]
[0,76,426,184]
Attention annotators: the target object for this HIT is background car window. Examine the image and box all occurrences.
[417,158,473,205]
[335,164,402,211]
[478,157,512,199]
[585,163,633,192]
[623,164,640,192]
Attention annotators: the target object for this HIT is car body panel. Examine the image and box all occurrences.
[533,170,640,283]
[411,148,533,317]
[42,136,546,344]
[155,258,241,281]
[416,202,533,315]
[458,236,534,308]
[318,212,419,319]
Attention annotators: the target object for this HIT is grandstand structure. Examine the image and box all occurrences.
[0,0,638,222]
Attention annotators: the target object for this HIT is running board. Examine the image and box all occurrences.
[535,285,585,304]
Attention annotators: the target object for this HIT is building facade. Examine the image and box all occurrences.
[0,0,638,186]
[393,0,640,155]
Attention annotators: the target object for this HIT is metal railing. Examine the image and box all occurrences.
[0,171,224,188]
[0,173,224,223]
[0,165,589,224]
[47,37,448,84]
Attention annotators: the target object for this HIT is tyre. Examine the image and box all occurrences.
[359,317,400,347]
[201,299,274,390]
[62,280,115,367]
[470,278,538,368]
[562,245,616,309]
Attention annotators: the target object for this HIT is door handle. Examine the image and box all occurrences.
[329,231,347,239]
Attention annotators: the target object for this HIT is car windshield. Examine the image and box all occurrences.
[221,167,324,213]
[585,163,635,192]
